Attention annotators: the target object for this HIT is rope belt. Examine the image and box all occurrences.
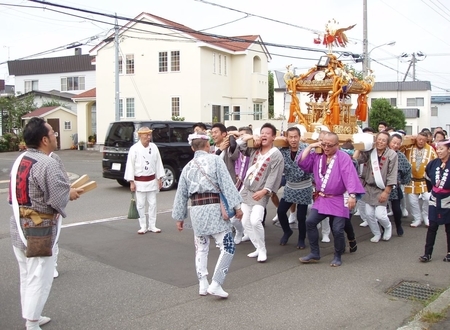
[19,207,54,225]
[134,174,155,182]
[190,193,220,206]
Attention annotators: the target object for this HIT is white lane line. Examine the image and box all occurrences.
[61,208,174,228]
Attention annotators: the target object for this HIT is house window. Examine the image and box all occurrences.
[224,56,227,75]
[402,108,420,118]
[126,54,134,74]
[233,106,240,120]
[171,51,180,72]
[407,97,424,106]
[371,98,396,106]
[224,106,230,120]
[119,99,123,118]
[213,53,216,74]
[218,55,222,75]
[119,98,135,118]
[64,121,72,130]
[24,80,38,93]
[61,76,85,91]
[253,103,263,120]
[171,97,180,117]
[431,106,438,116]
[159,52,168,72]
[118,56,123,74]
[126,98,135,117]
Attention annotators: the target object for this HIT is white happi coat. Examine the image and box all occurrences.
[124,141,165,191]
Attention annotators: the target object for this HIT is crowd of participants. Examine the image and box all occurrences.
[126,121,450,299]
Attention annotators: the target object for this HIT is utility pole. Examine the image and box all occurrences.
[362,0,368,77]
[114,14,120,121]
[402,52,425,81]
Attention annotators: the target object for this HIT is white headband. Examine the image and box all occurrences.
[188,133,210,145]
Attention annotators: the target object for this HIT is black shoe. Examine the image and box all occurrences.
[443,253,450,262]
[419,254,432,262]
[349,239,357,253]
[397,226,404,237]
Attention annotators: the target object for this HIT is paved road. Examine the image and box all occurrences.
[0,150,449,330]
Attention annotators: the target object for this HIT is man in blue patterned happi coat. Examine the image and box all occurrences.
[172,132,243,298]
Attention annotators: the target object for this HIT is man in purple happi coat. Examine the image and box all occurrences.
[297,132,365,266]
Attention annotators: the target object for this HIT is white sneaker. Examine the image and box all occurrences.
[207,280,228,298]
[53,269,59,279]
[382,224,392,241]
[354,210,360,216]
[257,248,267,262]
[25,320,41,330]
[387,211,393,216]
[402,209,409,218]
[424,219,430,227]
[410,220,422,228]
[39,316,51,326]
[370,235,381,243]
[288,213,296,224]
[247,250,259,258]
[241,234,250,242]
[321,235,330,243]
[148,227,162,233]
[359,221,369,227]
[199,277,209,296]
[234,231,243,245]
[272,215,279,224]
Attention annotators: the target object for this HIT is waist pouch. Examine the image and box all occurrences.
[25,226,53,258]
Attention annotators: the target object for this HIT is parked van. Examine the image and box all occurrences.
[102,121,204,190]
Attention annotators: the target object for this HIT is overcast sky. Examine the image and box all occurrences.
[1,0,449,93]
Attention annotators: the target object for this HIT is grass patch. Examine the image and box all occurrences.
[420,310,446,324]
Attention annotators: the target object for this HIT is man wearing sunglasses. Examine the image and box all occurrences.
[297,132,365,267]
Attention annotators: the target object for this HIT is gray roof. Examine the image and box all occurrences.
[8,54,95,76]
[372,81,431,92]
[431,96,450,103]
[17,90,76,101]
[274,70,287,90]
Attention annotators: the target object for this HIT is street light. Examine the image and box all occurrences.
[363,41,396,77]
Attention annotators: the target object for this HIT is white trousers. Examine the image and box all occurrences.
[230,216,244,233]
[13,246,55,321]
[365,204,391,236]
[135,190,157,230]
[195,231,235,285]
[321,218,330,236]
[357,200,368,221]
[407,192,430,223]
[241,203,266,251]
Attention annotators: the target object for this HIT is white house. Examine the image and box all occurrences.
[431,96,450,133]
[369,81,432,135]
[7,48,96,96]
[88,12,271,144]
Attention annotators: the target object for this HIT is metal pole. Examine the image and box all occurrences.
[412,53,416,81]
[362,0,368,77]
[114,14,120,121]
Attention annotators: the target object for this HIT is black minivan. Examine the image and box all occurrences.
[102,121,203,191]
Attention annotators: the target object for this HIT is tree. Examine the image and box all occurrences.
[368,98,406,130]
[268,71,274,119]
[344,64,363,81]
[0,93,36,135]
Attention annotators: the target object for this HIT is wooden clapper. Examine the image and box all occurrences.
[70,174,97,194]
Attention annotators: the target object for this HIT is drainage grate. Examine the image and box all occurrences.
[386,281,442,301]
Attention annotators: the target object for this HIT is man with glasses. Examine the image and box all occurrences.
[124,127,165,234]
[297,132,365,266]
[9,117,83,330]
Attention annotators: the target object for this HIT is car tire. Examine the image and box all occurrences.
[117,179,130,187]
[162,165,176,191]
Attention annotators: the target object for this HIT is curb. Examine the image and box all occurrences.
[397,286,450,330]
